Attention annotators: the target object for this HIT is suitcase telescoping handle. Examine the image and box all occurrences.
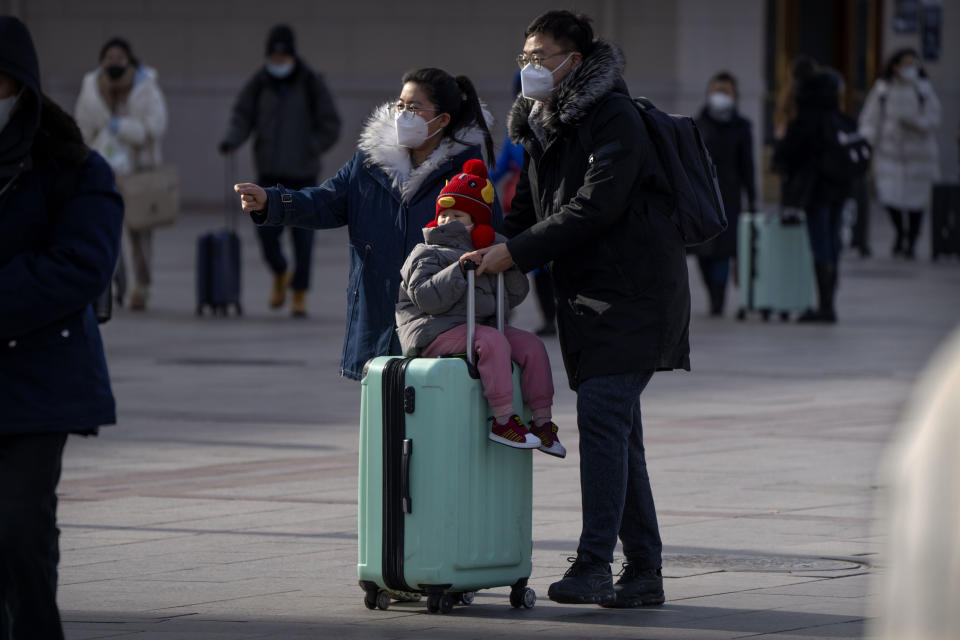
[462,260,505,366]
[224,152,238,230]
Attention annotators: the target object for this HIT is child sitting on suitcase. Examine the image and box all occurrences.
[396,159,565,457]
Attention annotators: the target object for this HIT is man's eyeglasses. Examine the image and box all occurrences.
[516,51,570,70]
[394,103,438,116]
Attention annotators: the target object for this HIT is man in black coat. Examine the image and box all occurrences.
[693,71,756,317]
[0,17,123,639]
[219,24,341,317]
[465,10,690,608]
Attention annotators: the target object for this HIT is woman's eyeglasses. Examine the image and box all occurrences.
[394,103,438,116]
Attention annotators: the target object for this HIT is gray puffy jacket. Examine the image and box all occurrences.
[396,222,529,356]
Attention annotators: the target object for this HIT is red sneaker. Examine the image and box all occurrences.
[529,420,567,458]
[489,415,541,449]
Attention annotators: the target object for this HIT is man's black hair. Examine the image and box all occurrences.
[524,10,594,56]
[708,71,738,97]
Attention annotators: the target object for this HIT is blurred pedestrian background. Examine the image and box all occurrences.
[774,67,862,324]
[74,36,168,311]
[858,48,941,260]
[219,24,341,317]
[693,70,755,317]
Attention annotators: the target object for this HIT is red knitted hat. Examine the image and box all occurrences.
[427,158,496,249]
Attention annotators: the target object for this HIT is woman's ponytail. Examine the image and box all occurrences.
[453,75,494,168]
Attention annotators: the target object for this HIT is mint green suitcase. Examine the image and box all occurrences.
[737,212,816,321]
[357,271,536,614]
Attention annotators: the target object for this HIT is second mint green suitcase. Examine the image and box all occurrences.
[737,212,816,320]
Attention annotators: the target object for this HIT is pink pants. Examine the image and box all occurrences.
[421,325,554,422]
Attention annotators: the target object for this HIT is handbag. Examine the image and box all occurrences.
[117,165,180,231]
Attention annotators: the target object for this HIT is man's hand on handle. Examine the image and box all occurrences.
[460,244,515,275]
[234,183,267,213]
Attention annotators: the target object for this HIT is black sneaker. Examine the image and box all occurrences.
[602,562,665,608]
[547,555,615,605]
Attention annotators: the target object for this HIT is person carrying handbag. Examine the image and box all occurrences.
[75,37,169,310]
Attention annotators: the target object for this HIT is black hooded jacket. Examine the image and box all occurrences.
[0,17,124,435]
[774,71,854,206]
[504,40,691,389]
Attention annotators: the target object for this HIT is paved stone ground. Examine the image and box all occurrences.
[57,209,960,639]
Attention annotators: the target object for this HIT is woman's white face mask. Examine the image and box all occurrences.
[521,53,573,102]
[395,109,442,148]
[0,90,21,133]
[899,65,919,82]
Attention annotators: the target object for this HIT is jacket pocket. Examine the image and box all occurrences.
[342,241,372,353]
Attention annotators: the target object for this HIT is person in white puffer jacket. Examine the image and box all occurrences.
[74,37,167,309]
[858,48,941,260]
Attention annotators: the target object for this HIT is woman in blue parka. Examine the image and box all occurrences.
[0,17,123,639]
[236,68,500,379]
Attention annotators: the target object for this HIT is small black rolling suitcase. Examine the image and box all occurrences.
[196,156,242,315]
[931,183,960,261]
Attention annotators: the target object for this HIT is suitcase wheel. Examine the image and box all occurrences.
[363,591,378,610]
[458,591,475,606]
[510,586,536,609]
[376,590,391,611]
[779,311,791,322]
[425,593,455,614]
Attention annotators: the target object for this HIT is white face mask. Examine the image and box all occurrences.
[395,110,442,148]
[707,92,735,120]
[0,90,21,133]
[521,53,573,102]
[899,65,919,81]
[266,62,294,79]
[707,92,734,112]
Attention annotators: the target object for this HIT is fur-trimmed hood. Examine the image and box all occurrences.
[358,102,493,200]
[508,39,626,145]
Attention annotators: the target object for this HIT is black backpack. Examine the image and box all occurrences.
[819,112,871,184]
[632,97,727,247]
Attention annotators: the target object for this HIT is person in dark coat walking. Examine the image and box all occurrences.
[774,69,855,323]
[234,68,500,380]
[693,71,755,316]
[0,17,123,639]
[464,10,690,608]
[219,24,341,317]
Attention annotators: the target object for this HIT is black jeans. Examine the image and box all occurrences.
[257,175,316,291]
[0,433,67,640]
[576,371,661,568]
[806,200,845,266]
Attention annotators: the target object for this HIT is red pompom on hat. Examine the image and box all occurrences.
[432,159,497,248]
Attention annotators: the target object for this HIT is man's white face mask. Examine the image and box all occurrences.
[520,53,573,102]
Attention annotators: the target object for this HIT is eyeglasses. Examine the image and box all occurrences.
[516,51,570,70]
[394,102,438,116]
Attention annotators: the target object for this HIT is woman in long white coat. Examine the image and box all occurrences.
[859,48,940,259]
[75,37,167,309]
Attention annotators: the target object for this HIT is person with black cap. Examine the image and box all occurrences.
[74,36,167,311]
[219,24,341,317]
[0,16,123,639]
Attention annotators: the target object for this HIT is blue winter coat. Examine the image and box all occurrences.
[0,150,123,435]
[254,104,501,379]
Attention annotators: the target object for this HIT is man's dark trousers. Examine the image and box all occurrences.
[257,175,316,291]
[576,371,662,568]
[0,432,68,640]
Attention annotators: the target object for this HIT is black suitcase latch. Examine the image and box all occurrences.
[403,386,415,413]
